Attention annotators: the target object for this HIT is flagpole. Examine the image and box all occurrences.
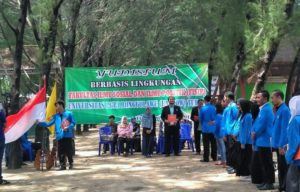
[41,75,47,171]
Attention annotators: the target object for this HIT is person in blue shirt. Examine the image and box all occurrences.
[285,95,300,192]
[222,92,239,136]
[271,90,290,192]
[200,95,217,162]
[190,99,204,155]
[222,91,239,174]
[0,103,9,185]
[39,100,75,170]
[251,90,275,190]
[214,103,226,167]
[250,101,264,185]
[235,99,253,177]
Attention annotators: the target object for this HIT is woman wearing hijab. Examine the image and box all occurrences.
[214,102,226,167]
[235,99,253,178]
[118,116,133,156]
[285,95,300,192]
[131,117,141,152]
[142,107,154,157]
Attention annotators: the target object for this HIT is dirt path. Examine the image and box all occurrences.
[2,128,276,192]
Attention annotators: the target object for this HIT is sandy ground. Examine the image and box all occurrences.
[2,128,278,192]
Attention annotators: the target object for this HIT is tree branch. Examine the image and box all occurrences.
[27,0,41,47]
[0,22,13,54]
[0,9,17,34]
[23,47,38,66]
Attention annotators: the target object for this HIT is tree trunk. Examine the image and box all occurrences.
[83,124,89,132]
[40,0,64,89]
[285,46,300,103]
[250,41,279,101]
[35,0,64,143]
[59,0,82,99]
[81,35,95,67]
[6,0,29,170]
[250,0,295,100]
[76,124,82,135]
[230,40,245,95]
[60,0,82,68]
[294,56,300,95]
[208,29,219,95]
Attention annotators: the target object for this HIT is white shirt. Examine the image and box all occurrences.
[259,102,268,111]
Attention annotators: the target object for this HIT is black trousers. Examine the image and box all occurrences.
[164,126,180,155]
[236,143,252,176]
[258,147,275,184]
[142,134,153,156]
[286,164,300,192]
[202,133,217,161]
[118,137,131,153]
[133,137,141,152]
[275,149,288,191]
[250,150,264,184]
[194,129,201,153]
[225,135,234,167]
[58,138,73,167]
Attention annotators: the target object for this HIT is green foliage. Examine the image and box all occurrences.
[0,0,299,96]
[244,0,286,70]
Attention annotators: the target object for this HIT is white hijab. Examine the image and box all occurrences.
[289,95,300,121]
[120,116,128,126]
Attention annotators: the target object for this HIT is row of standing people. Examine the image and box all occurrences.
[191,90,300,191]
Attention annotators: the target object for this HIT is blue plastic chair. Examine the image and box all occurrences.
[156,135,177,154]
[98,126,115,156]
[156,135,165,154]
[179,123,195,152]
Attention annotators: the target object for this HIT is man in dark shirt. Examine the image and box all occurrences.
[103,115,118,154]
[161,96,183,156]
[190,99,203,154]
[0,104,9,184]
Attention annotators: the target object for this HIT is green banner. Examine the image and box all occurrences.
[65,64,208,124]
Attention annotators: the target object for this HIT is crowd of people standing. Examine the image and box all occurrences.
[190,90,300,191]
[99,92,300,191]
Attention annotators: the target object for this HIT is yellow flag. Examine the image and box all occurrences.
[46,82,57,135]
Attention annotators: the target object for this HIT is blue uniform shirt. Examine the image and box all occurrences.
[39,110,75,140]
[0,111,6,141]
[252,103,274,147]
[214,114,224,139]
[232,115,241,137]
[238,113,253,145]
[285,116,300,167]
[272,103,290,149]
[200,103,216,134]
[222,102,239,136]
[251,119,258,151]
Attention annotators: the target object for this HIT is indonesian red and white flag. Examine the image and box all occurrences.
[4,84,46,144]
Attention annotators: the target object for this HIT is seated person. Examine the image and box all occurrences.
[118,116,133,156]
[21,133,33,161]
[131,117,141,152]
[102,115,118,154]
